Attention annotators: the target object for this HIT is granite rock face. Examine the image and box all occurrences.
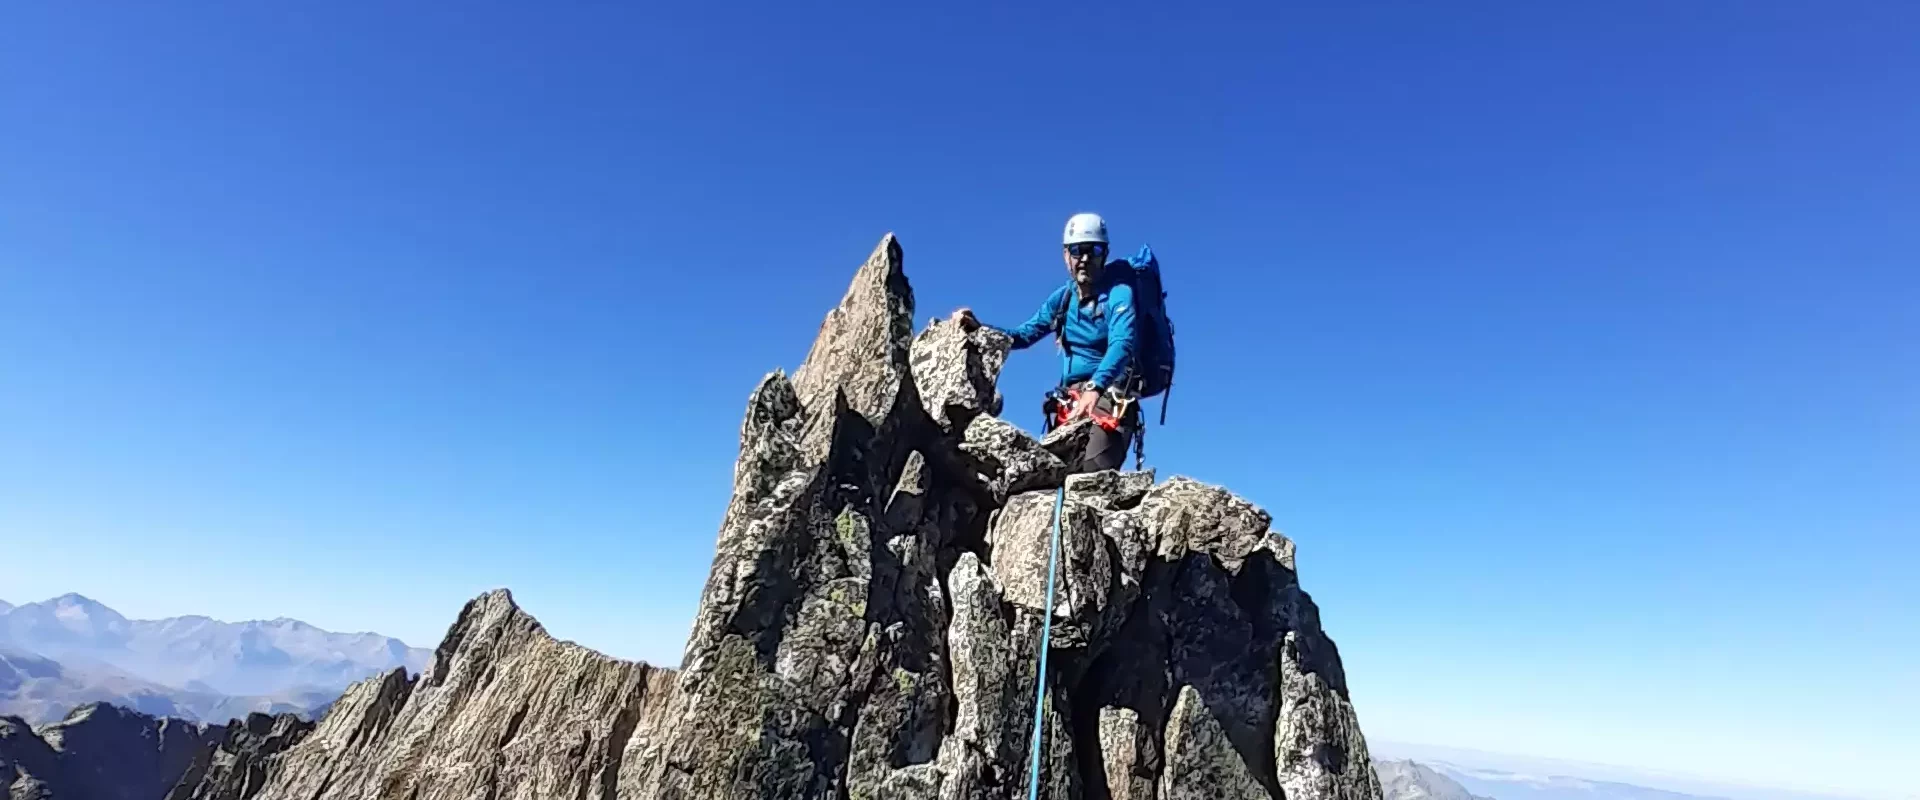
[247,233,1381,800]
[910,317,1010,434]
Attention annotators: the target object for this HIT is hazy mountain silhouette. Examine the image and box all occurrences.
[0,593,427,725]
[0,645,333,725]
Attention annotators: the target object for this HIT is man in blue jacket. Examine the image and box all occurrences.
[952,212,1141,473]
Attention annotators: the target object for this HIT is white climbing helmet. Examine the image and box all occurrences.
[1062,212,1109,246]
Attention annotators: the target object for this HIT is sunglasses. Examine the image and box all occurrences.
[1065,243,1108,259]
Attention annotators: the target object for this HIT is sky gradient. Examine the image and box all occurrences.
[2,3,1915,799]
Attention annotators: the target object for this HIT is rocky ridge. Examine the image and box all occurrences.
[0,701,312,800]
[164,712,319,800]
[247,234,1382,800]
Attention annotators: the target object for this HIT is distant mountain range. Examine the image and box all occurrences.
[1372,744,1878,800]
[0,593,429,725]
[1427,761,1734,800]
[1374,756,1768,800]
[0,646,336,725]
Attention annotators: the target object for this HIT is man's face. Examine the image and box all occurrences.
[1063,242,1107,283]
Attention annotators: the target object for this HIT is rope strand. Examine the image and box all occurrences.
[1024,483,1065,799]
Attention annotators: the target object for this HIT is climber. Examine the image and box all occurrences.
[951,212,1142,474]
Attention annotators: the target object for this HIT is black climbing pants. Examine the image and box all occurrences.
[1077,412,1138,473]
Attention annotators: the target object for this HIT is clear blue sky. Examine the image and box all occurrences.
[2,3,1914,798]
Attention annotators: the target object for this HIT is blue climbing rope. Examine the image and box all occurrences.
[1023,298,1079,799]
[1024,482,1065,799]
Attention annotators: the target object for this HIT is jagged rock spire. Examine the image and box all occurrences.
[239,234,1383,800]
[252,589,674,800]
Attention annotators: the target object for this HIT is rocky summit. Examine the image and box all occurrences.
[245,234,1383,800]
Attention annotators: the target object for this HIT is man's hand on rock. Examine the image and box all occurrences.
[950,307,980,331]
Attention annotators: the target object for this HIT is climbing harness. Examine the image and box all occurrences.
[1046,380,1151,473]
[1044,384,1130,434]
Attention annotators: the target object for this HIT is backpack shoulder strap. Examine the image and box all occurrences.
[1050,282,1077,387]
[1050,281,1074,342]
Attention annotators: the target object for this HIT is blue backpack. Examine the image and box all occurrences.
[1053,243,1178,403]
[1115,244,1176,401]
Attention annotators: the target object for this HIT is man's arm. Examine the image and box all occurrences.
[990,285,1069,350]
[1089,283,1136,389]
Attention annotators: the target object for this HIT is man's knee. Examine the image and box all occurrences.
[1075,425,1134,474]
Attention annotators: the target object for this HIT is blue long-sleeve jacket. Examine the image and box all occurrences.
[991,274,1137,389]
